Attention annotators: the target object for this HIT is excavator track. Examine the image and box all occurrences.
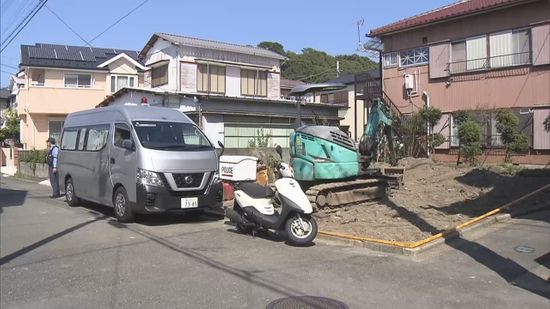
[305,178,388,211]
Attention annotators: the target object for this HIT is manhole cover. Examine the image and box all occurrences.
[266,296,348,309]
[514,245,535,254]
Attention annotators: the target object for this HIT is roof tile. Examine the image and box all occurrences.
[369,0,530,37]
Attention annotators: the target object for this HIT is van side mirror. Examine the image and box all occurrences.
[217,141,225,156]
[121,139,134,151]
[275,145,283,159]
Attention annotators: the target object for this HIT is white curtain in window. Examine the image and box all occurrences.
[117,76,128,91]
[490,32,513,68]
[466,37,487,70]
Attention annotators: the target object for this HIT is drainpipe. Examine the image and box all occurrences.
[423,91,430,158]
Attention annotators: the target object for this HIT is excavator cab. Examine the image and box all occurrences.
[290,126,359,182]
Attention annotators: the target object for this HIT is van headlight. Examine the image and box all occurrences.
[137,169,163,186]
[212,170,221,183]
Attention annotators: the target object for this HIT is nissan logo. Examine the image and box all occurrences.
[184,176,194,185]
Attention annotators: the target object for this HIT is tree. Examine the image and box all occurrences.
[257,41,286,57]
[0,109,20,143]
[544,115,550,132]
[281,48,376,83]
[495,109,528,163]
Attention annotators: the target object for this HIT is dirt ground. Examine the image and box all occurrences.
[315,158,550,242]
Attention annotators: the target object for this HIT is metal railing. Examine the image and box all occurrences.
[448,51,530,74]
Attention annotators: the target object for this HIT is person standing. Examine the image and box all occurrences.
[46,137,60,198]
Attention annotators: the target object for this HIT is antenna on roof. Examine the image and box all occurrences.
[356,18,364,49]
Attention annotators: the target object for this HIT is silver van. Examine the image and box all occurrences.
[58,105,223,222]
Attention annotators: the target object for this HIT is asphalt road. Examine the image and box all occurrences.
[1,175,549,308]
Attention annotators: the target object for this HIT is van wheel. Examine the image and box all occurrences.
[113,187,134,222]
[65,177,80,207]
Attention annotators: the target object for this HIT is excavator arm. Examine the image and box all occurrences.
[358,97,397,169]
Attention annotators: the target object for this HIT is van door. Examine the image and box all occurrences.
[84,124,111,204]
[109,123,137,204]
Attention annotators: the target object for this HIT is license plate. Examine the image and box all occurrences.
[181,197,198,209]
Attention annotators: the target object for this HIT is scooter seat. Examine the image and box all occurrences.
[239,182,275,199]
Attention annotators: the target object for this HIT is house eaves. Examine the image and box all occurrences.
[368,0,535,37]
[139,32,287,61]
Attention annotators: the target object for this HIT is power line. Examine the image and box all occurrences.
[1,63,18,70]
[1,69,15,75]
[89,0,150,43]
[44,4,92,47]
[1,0,37,37]
[1,0,48,53]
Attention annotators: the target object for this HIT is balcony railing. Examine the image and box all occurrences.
[448,52,530,74]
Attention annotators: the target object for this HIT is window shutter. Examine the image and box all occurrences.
[429,43,450,79]
[532,23,550,66]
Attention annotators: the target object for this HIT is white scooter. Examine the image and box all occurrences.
[223,146,317,245]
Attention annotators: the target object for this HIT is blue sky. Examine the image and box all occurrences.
[0,0,454,87]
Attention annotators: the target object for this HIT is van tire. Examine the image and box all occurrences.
[113,187,134,222]
[65,177,80,207]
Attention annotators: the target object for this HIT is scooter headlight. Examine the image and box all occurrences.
[137,168,163,186]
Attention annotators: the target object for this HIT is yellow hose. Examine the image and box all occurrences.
[319,183,550,249]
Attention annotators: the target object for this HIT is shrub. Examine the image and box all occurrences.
[495,109,529,162]
[19,150,48,164]
[458,120,482,165]
[430,133,446,149]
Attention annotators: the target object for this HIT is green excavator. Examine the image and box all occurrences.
[288,84,403,210]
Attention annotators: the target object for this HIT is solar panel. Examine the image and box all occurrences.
[28,46,56,59]
[79,48,96,62]
[55,47,82,61]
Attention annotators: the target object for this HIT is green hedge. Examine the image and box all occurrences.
[19,150,48,164]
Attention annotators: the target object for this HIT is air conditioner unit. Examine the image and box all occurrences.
[404,74,415,90]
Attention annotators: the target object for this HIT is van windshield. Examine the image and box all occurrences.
[133,121,213,151]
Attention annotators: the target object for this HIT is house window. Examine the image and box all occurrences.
[111,75,135,93]
[450,29,531,74]
[399,47,429,67]
[31,69,45,86]
[241,69,267,97]
[320,91,348,106]
[197,64,226,94]
[64,73,91,88]
[151,64,168,87]
[383,52,398,67]
[489,29,530,68]
[49,120,64,143]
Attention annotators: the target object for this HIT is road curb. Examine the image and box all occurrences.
[317,184,550,255]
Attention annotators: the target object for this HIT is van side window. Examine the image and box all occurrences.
[77,128,87,151]
[86,125,109,151]
[61,128,78,150]
[114,123,131,148]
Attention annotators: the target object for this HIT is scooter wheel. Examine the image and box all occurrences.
[285,214,317,245]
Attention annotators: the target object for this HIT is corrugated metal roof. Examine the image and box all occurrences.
[20,43,142,70]
[369,0,531,37]
[280,79,305,89]
[140,32,287,60]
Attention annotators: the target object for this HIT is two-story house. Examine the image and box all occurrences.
[369,0,550,164]
[99,33,341,148]
[15,43,146,149]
